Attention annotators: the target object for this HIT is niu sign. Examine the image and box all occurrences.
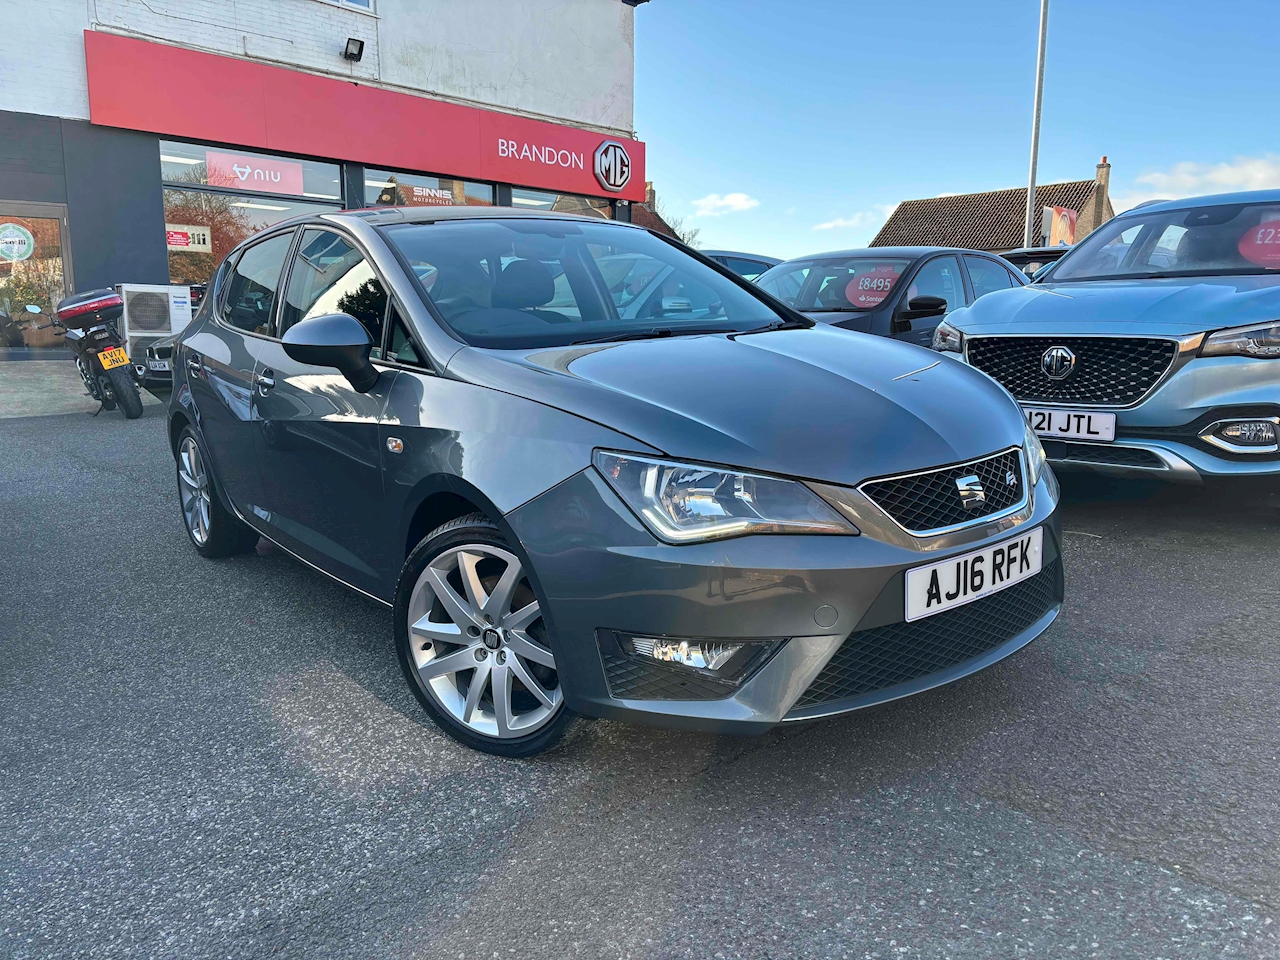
[593,141,632,193]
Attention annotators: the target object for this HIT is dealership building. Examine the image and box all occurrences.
[0,0,648,337]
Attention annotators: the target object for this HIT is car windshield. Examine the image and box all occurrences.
[1048,202,1280,281]
[380,218,782,348]
[756,257,912,311]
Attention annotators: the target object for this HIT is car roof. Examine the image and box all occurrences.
[769,245,1006,266]
[700,249,782,264]
[1116,188,1280,217]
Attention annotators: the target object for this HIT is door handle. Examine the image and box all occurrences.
[186,354,202,374]
[255,371,276,396]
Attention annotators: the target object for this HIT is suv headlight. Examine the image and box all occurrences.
[1201,321,1280,358]
[593,451,858,543]
[932,320,965,353]
[1024,419,1047,486]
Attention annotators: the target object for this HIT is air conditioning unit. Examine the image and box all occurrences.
[115,284,194,362]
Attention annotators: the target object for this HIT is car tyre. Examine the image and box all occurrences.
[175,426,260,558]
[395,513,574,757]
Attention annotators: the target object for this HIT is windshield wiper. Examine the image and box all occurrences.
[570,326,733,346]
[731,316,816,336]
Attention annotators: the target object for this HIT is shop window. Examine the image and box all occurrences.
[510,188,612,220]
[365,169,494,208]
[160,141,341,201]
[222,233,294,335]
[280,229,387,345]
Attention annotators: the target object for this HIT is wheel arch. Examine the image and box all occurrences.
[400,474,512,560]
[168,410,192,458]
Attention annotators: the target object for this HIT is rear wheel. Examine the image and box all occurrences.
[175,427,259,558]
[106,367,143,419]
[395,514,573,757]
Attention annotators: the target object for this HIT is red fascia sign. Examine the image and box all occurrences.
[83,31,646,202]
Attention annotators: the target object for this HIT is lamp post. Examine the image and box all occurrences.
[1023,0,1049,248]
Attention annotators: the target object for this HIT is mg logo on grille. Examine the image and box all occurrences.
[955,474,986,510]
[1041,345,1077,380]
[593,141,632,193]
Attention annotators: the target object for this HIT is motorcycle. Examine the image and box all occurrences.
[24,289,144,419]
[0,304,27,347]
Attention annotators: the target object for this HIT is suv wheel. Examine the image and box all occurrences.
[395,514,573,757]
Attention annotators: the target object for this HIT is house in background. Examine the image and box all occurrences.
[872,158,1114,252]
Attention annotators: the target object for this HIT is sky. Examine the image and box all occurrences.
[632,0,1280,260]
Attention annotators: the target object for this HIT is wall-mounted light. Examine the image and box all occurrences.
[343,38,365,62]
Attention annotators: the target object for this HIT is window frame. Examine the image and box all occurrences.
[895,253,969,318]
[272,223,434,373]
[962,254,1019,300]
[213,227,300,341]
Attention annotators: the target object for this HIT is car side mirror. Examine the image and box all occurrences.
[899,295,948,321]
[281,313,379,393]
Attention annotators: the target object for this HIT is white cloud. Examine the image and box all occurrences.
[691,192,760,217]
[813,203,898,232]
[1112,155,1280,212]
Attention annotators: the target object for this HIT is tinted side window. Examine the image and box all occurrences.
[724,257,770,280]
[222,233,293,334]
[280,229,388,343]
[385,305,426,368]
[964,256,1016,299]
[906,256,964,312]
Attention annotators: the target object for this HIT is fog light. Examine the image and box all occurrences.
[1219,420,1277,446]
[610,631,785,686]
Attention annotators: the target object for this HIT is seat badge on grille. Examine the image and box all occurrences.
[955,474,986,509]
[1006,470,1018,487]
[1041,345,1076,380]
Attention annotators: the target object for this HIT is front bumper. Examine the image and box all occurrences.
[506,466,1062,735]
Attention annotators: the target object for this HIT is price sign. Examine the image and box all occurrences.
[845,264,901,307]
[1238,221,1280,267]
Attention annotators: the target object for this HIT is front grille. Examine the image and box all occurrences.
[861,448,1025,534]
[1041,439,1165,468]
[967,336,1178,406]
[794,560,1061,709]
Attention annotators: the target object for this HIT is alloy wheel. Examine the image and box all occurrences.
[177,437,212,545]
[407,543,562,739]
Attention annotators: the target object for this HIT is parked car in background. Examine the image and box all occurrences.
[168,207,1061,757]
[755,246,1026,347]
[934,190,1280,486]
[1001,246,1070,279]
[702,249,781,281]
[138,331,177,388]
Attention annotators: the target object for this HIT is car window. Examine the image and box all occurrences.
[905,256,964,313]
[221,232,293,334]
[964,256,1016,299]
[385,304,426,368]
[382,219,781,349]
[723,257,771,280]
[756,265,809,304]
[759,258,911,311]
[280,229,388,344]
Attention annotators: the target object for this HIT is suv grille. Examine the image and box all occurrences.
[860,449,1025,534]
[966,336,1178,406]
[794,560,1061,709]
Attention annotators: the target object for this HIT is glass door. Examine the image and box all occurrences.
[0,201,73,356]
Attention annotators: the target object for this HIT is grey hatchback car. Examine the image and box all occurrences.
[169,207,1062,756]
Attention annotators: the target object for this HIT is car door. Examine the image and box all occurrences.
[891,254,967,346]
[183,231,294,516]
[250,226,399,596]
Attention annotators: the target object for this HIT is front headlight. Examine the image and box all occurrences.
[593,451,858,543]
[1201,321,1280,358]
[1024,419,1047,486]
[932,320,965,353]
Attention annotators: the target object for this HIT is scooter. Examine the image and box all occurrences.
[24,289,144,419]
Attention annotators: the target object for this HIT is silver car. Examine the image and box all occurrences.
[168,207,1061,756]
[935,190,1280,486]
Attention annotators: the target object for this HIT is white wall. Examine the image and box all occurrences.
[0,0,635,135]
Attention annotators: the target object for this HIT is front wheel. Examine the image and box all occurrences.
[395,514,574,757]
[106,366,143,419]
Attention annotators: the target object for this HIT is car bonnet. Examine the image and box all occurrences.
[445,325,1026,489]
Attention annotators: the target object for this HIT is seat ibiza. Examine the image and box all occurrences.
[169,208,1062,756]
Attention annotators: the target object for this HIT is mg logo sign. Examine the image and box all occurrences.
[593,141,632,193]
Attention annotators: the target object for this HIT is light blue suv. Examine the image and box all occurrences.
[933,190,1280,486]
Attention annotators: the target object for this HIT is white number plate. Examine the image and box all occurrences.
[905,527,1043,622]
[148,359,171,371]
[1023,407,1116,442]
